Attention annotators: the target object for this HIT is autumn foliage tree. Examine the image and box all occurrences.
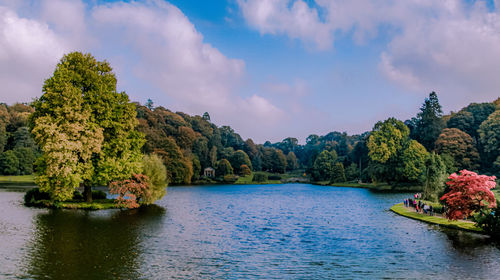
[109,174,150,209]
[440,170,497,220]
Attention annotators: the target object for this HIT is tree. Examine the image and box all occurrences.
[109,174,150,209]
[145,99,154,110]
[313,150,338,181]
[13,127,36,149]
[155,137,192,184]
[478,110,500,173]
[331,162,347,183]
[423,152,447,202]
[31,52,144,201]
[0,150,19,175]
[0,124,7,153]
[176,126,197,150]
[271,149,287,173]
[345,163,358,181]
[441,170,496,220]
[141,154,167,204]
[286,151,299,171]
[414,92,445,150]
[216,159,233,176]
[435,128,479,171]
[367,118,409,163]
[229,150,252,174]
[240,164,252,176]
[463,102,496,140]
[447,110,474,136]
[202,112,210,121]
[13,147,35,175]
[396,140,428,183]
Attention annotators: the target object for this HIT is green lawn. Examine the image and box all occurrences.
[0,175,35,184]
[27,198,120,210]
[390,203,482,233]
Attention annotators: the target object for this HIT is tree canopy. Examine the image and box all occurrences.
[31,52,144,201]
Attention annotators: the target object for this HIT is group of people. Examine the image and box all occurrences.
[403,193,434,216]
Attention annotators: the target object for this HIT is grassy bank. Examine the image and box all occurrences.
[390,203,482,233]
[315,181,422,192]
[29,199,119,210]
[234,171,309,185]
[0,175,35,185]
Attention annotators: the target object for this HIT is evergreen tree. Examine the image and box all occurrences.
[415,92,444,151]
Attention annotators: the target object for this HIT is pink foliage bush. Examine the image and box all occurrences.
[440,169,496,220]
[109,174,150,209]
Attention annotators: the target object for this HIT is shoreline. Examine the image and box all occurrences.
[390,202,484,234]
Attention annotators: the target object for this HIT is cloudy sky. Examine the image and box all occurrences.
[0,0,499,143]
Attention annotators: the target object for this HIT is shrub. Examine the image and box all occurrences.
[141,154,167,204]
[253,173,267,182]
[268,175,281,180]
[475,207,500,240]
[24,188,51,205]
[109,174,149,208]
[240,164,252,176]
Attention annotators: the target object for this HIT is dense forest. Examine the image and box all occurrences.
[0,93,499,189]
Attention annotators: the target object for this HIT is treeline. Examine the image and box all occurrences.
[0,103,38,175]
[135,103,295,184]
[1,93,498,190]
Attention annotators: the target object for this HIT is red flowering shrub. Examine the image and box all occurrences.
[440,170,496,220]
[109,174,151,209]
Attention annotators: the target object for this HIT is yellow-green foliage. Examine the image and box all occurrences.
[397,140,428,182]
[141,154,167,204]
[368,118,409,163]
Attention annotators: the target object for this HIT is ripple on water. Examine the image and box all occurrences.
[0,184,499,279]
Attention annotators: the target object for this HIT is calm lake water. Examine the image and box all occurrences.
[0,184,499,279]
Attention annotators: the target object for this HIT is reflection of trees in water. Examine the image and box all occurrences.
[441,228,494,253]
[25,205,165,280]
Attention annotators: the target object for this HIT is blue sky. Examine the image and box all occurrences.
[0,0,499,143]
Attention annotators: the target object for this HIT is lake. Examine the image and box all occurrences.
[0,184,499,279]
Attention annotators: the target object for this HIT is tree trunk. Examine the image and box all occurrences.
[83,182,92,203]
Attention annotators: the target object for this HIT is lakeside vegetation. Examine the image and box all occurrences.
[0,51,498,223]
[390,203,482,233]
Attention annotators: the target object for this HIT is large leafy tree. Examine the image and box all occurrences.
[462,103,496,140]
[478,110,500,174]
[395,140,428,183]
[414,92,444,150]
[31,52,144,201]
[141,154,167,204]
[441,170,496,220]
[230,150,252,174]
[367,118,429,184]
[447,110,474,136]
[423,152,447,202]
[367,118,409,163]
[435,128,479,171]
[313,150,338,181]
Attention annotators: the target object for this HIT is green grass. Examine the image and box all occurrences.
[0,175,35,184]
[390,203,482,233]
[28,199,120,210]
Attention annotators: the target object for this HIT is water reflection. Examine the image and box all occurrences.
[25,205,165,280]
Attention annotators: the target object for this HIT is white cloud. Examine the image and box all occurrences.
[91,1,284,134]
[0,0,285,142]
[238,0,500,108]
[0,6,70,103]
[238,0,332,50]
